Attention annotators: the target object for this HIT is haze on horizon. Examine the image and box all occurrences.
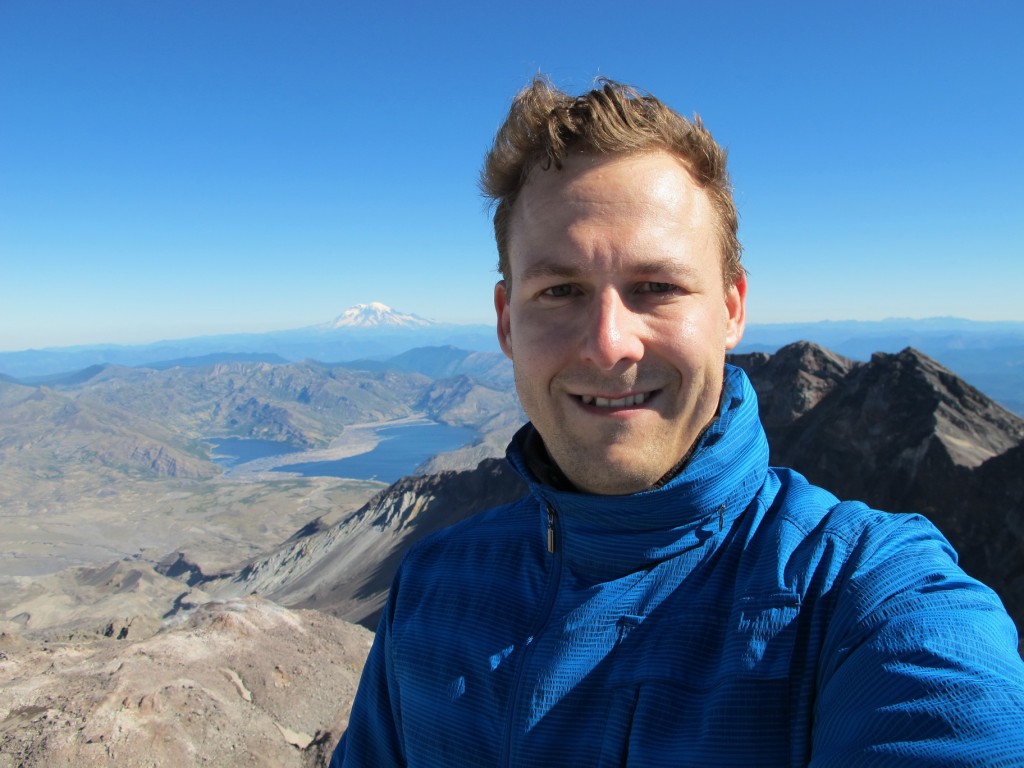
[2,1,1021,352]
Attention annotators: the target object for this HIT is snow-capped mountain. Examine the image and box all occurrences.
[321,302,436,330]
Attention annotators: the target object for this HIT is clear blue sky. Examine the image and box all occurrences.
[2,0,1021,351]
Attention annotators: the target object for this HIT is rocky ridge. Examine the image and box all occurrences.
[195,458,527,629]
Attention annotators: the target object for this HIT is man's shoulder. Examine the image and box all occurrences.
[766,466,943,547]
[757,467,969,598]
[755,466,1009,626]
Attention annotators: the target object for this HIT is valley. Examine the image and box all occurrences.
[0,347,520,581]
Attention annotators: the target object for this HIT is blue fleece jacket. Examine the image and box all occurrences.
[332,366,1024,766]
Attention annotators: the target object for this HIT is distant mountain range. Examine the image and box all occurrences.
[2,309,1022,415]
[0,346,520,493]
[0,303,498,381]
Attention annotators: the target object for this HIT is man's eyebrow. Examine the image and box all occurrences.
[518,262,581,282]
[518,258,702,282]
[633,258,702,280]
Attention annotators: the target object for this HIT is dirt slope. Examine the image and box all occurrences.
[0,596,371,767]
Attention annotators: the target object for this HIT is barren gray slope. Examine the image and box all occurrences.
[200,458,527,629]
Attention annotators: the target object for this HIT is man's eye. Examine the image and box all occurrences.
[542,284,576,298]
[639,282,676,294]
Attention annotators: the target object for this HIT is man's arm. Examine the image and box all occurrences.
[810,512,1024,766]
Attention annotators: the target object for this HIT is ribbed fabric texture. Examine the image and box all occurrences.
[333,366,1024,767]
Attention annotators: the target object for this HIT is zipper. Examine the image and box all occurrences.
[500,502,562,767]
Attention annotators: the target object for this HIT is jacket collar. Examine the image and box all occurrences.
[505,365,769,580]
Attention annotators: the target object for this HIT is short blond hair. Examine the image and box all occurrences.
[481,76,743,287]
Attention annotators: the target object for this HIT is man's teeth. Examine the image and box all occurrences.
[580,393,648,408]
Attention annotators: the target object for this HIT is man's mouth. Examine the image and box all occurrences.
[578,391,654,408]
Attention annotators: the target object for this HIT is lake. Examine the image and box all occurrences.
[208,437,305,468]
[209,423,477,482]
[275,422,477,482]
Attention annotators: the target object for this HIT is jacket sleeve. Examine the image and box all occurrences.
[330,574,406,768]
[810,511,1024,766]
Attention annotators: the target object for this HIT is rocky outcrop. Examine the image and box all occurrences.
[0,560,207,642]
[932,441,1024,624]
[0,596,370,767]
[731,344,1024,514]
[730,342,855,431]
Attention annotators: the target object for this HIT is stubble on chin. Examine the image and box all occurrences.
[538,419,671,495]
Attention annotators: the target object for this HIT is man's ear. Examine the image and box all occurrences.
[494,280,513,359]
[724,273,747,351]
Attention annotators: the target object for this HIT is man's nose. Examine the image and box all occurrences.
[580,290,645,370]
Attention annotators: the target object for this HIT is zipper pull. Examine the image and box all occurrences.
[546,505,556,554]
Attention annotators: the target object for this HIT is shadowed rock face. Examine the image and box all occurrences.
[929,441,1024,624]
[730,344,1024,514]
[730,342,855,431]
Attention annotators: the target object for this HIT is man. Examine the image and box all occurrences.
[332,78,1024,766]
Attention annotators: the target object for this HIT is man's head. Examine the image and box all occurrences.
[481,76,743,290]
[484,77,747,496]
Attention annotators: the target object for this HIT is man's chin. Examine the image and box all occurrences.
[557,453,666,496]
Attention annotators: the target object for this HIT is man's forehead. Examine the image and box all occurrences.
[514,152,710,226]
[521,149,698,193]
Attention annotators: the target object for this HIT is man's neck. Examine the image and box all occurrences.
[520,420,714,495]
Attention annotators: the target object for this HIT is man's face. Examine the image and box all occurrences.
[494,151,746,495]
